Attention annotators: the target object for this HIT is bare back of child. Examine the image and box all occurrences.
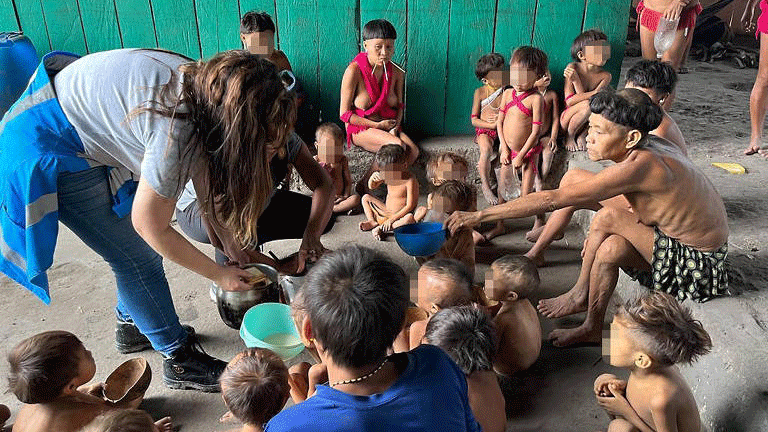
[595,292,711,432]
[486,256,542,375]
[424,306,506,432]
[561,30,612,152]
[13,397,106,432]
[8,332,151,432]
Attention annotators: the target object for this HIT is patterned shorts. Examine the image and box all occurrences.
[623,227,728,303]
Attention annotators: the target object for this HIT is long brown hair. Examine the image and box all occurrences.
[137,50,297,246]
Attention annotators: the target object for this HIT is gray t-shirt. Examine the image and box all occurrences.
[54,49,193,199]
[175,131,305,211]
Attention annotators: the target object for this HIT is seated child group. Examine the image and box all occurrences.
[3,12,713,432]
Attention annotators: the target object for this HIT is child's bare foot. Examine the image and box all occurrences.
[525,226,564,243]
[548,325,602,347]
[359,220,377,231]
[565,136,579,152]
[154,417,173,432]
[482,223,505,241]
[481,184,498,206]
[372,226,385,240]
[575,133,587,151]
[537,285,588,318]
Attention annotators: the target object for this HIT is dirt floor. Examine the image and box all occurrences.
[1,55,767,431]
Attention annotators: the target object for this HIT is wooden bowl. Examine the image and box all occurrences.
[102,358,151,404]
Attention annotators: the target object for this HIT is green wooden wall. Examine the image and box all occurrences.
[2,0,630,136]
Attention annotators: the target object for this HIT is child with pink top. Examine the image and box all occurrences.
[492,46,548,241]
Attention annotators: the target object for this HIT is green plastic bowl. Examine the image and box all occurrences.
[239,303,304,360]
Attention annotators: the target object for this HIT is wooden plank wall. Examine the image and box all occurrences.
[2,0,630,136]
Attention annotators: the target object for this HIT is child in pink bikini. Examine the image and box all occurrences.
[561,29,612,152]
[492,46,548,241]
[470,53,506,206]
[313,123,360,215]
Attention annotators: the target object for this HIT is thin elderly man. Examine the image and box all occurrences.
[446,88,728,347]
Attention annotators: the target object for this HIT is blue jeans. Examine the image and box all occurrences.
[57,167,185,355]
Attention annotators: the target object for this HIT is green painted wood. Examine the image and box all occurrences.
[39,0,87,54]
[360,0,406,66]
[196,0,241,58]
[113,0,157,48]
[239,0,277,46]
[583,0,631,87]
[316,0,357,124]
[79,0,122,53]
[494,0,536,56]
[444,0,496,135]
[407,0,450,135]
[0,0,19,31]
[275,0,319,125]
[15,0,51,52]
[533,0,588,93]
[150,0,201,58]
[17,0,629,137]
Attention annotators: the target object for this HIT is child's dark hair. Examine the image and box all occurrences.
[363,19,397,40]
[424,306,497,374]
[426,152,469,184]
[240,11,276,34]
[84,409,155,432]
[617,291,712,366]
[571,29,608,61]
[316,122,345,143]
[589,88,663,135]
[433,180,474,212]
[302,245,408,368]
[475,53,505,80]
[491,255,539,298]
[220,348,290,427]
[511,46,548,77]
[625,59,678,96]
[375,144,408,166]
[421,258,474,307]
[7,331,84,404]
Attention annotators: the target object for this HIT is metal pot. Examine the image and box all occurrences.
[215,263,281,329]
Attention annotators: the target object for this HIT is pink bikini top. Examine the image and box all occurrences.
[500,89,542,125]
[500,89,536,117]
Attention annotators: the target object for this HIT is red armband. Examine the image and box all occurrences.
[470,114,478,118]
[340,111,354,123]
[565,94,575,101]
[532,121,543,125]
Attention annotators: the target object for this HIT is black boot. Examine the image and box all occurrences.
[115,319,195,354]
[163,337,227,392]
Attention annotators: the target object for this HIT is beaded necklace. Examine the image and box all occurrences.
[329,358,389,388]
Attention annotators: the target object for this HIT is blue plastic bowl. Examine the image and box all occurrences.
[393,222,448,257]
[239,303,304,360]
